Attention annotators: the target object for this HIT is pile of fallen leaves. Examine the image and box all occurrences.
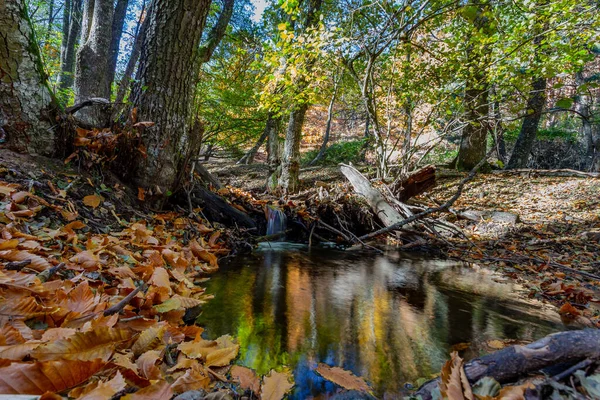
[0,177,249,398]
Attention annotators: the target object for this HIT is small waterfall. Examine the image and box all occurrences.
[266,206,287,237]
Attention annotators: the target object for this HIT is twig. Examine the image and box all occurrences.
[4,259,32,271]
[553,359,594,381]
[37,262,65,283]
[104,284,146,316]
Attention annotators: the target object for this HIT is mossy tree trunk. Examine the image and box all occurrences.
[128,0,234,194]
[0,0,58,155]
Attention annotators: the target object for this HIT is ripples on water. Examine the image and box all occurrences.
[197,246,566,399]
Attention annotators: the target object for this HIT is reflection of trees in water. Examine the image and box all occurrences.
[198,251,564,398]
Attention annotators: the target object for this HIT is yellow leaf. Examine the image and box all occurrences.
[83,194,102,208]
[261,369,294,400]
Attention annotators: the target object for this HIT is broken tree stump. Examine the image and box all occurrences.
[392,165,436,201]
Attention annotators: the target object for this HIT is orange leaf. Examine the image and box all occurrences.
[261,369,294,400]
[315,363,371,392]
[558,302,581,318]
[83,194,102,208]
[78,371,126,400]
[171,366,211,394]
[440,352,474,400]
[230,365,260,393]
[122,381,173,400]
[138,188,145,201]
[0,359,105,394]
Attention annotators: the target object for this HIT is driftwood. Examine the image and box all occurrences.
[392,165,436,201]
[415,329,600,400]
[189,186,255,229]
[340,163,409,227]
[494,168,599,178]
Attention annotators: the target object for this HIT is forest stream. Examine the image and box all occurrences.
[197,246,569,399]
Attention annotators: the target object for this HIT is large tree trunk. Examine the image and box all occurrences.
[456,3,492,171]
[457,81,489,170]
[279,104,309,193]
[106,0,129,97]
[277,0,323,194]
[74,0,114,125]
[506,76,547,169]
[128,0,233,194]
[57,0,82,93]
[0,0,57,155]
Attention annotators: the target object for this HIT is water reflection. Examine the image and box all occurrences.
[197,248,566,399]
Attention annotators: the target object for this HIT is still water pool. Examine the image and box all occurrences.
[197,246,567,399]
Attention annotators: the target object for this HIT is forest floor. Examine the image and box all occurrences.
[209,159,600,328]
[0,150,598,398]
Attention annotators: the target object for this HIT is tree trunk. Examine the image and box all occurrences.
[456,3,493,171]
[114,3,148,107]
[279,104,309,193]
[106,0,129,97]
[57,0,82,93]
[267,117,281,191]
[506,77,546,169]
[59,0,71,67]
[309,80,338,166]
[0,0,57,155]
[74,0,114,125]
[491,97,507,162]
[574,71,600,171]
[277,0,323,193]
[237,114,275,165]
[457,81,490,170]
[129,0,231,193]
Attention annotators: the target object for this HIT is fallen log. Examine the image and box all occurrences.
[493,168,599,178]
[415,329,600,400]
[340,163,409,227]
[188,186,256,230]
[392,165,436,201]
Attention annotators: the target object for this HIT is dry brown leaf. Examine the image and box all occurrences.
[178,339,218,359]
[230,365,260,394]
[78,371,126,400]
[486,340,506,350]
[494,382,535,400]
[440,352,474,400]
[0,342,42,360]
[261,369,294,400]
[83,194,102,208]
[0,249,52,272]
[0,359,105,394]
[136,349,162,380]
[315,363,371,392]
[171,366,211,393]
[122,380,173,400]
[132,323,167,356]
[32,327,131,361]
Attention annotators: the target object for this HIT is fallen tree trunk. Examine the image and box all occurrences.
[340,163,409,227]
[392,165,436,201]
[415,329,600,400]
[494,168,599,178]
[188,186,256,229]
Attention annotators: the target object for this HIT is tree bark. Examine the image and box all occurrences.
[506,76,547,169]
[574,71,600,171]
[129,0,234,194]
[415,329,600,400]
[267,116,281,191]
[74,0,114,125]
[0,0,57,155]
[198,0,235,63]
[114,3,148,107]
[106,0,129,97]
[279,104,309,193]
[57,0,82,93]
[45,0,55,43]
[456,3,492,171]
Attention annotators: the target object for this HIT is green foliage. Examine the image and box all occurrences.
[504,128,579,143]
[301,139,365,166]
